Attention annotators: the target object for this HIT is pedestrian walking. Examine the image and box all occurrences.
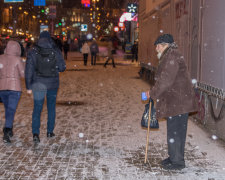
[131,41,138,62]
[81,41,90,66]
[146,34,198,170]
[25,31,66,143]
[63,41,70,60]
[90,40,99,65]
[0,40,25,143]
[0,39,4,55]
[104,40,116,68]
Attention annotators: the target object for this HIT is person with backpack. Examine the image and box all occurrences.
[25,31,66,143]
[0,40,25,143]
[90,40,99,65]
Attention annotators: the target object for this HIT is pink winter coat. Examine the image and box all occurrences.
[0,40,25,91]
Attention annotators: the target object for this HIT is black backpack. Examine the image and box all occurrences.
[35,46,58,77]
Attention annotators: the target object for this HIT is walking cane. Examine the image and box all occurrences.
[144,100,152,164]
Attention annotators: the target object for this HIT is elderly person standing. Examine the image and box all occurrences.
[147,34,198,170]
[0,41,25,143]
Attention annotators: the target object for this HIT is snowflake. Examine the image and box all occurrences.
[191,79,197,84]
[169,138,175,143]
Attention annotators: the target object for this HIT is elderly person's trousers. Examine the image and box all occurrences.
[167,113,188,166]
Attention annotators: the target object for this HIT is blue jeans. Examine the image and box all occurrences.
[32,89,58,135]
[0,90,21,128]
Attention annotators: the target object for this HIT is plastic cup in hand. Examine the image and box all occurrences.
[142,92,147,101]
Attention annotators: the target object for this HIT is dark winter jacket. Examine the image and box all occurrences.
[25,37,66,91]
[150,43,198,119]
[90,42,99,53]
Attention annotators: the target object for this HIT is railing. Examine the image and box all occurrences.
[196,82,225,101]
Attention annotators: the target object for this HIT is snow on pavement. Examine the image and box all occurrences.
[0,51,225,179]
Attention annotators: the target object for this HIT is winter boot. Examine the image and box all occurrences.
[8,128,13,137]
[3,128,11,143]
[33,134,40,143]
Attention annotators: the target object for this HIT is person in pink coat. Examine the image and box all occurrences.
[0,40,25,143]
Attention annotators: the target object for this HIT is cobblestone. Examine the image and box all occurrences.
[0,52,225,179]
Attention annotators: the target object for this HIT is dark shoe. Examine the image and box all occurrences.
[3,128,11,143]
[47,132,55,138]
[161,157,171,166]
[8,128,13,137]
[162,163,185,170]
[33,134,40,143]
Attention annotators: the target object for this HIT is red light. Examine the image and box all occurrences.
[75,38,78,41]
[57,36,60,38]
[114,26,119,32]
[25,38,28,41]
[6,36,10,39]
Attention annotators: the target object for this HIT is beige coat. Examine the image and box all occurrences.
[150,44,198,119]
[0,40,24,91]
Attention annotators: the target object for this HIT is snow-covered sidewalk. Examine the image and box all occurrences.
[0,51,225,180]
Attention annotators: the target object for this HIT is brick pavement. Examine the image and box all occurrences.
[0,51,225,180]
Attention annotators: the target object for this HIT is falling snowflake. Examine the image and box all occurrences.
[192,79,197,84]
[74,65,77,67]
[174,132,177,135]
[169,138,175,143]
[152,16,156,19]
[0,64,3,69]
[204,43,208,47]
[147,62,151,66]
[160,30,163,33]
[156,99,159,102]
[99,83,103,87]
[170,60,174,65]
[169,116,172,119]
[86,140,89,143]
[79,133,84,138]
[212,135,218,140]
[211,70,214,73]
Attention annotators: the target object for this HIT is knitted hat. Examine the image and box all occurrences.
[154,34,174,45]
[39,31,51,39]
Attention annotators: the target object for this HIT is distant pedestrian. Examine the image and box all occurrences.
[131,41,138,62]
[25,31,66,143]
[0,40,4,55]
[63,41,70,60]
[104,40,116,68]
[81,41,90,66]
[146,34,198,170]
[0,40,25,143]
[90,40,99,65]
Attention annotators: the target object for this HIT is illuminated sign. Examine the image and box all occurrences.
[40,25,49,33]
[81,24,88,31]
[119,12,132,22]
[127,3,138,13]
[4,0,24,2]
[81,0,90,7]
[34,0,46,6]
